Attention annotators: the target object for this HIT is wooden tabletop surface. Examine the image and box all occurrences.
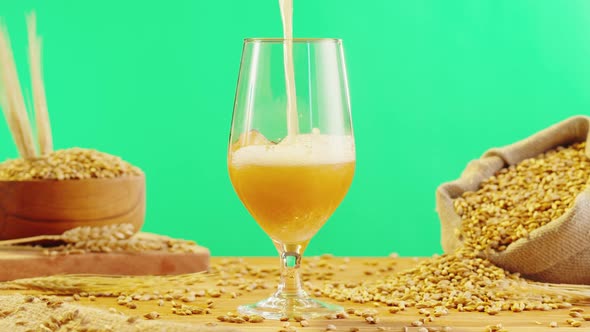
[1,256,588,332]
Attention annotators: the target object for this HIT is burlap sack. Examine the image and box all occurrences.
[436,115,590,284]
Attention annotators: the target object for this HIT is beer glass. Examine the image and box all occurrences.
[228,38,355,319]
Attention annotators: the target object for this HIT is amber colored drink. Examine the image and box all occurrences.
[229,161,354,244]
[229,135,355,244]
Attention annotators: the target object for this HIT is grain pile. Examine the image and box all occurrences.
[0,148,143,181]
[319,142,590,315]
[321,249,572,312]
[48,224,198,255]
[454,142,590,253]
[0,224,200,255]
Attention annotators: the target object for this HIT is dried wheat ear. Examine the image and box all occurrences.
[0,15,142,178]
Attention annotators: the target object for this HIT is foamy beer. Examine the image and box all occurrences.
[229,131,355,244]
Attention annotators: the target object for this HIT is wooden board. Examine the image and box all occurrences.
[0,257,588,332]
[0,235,210,281]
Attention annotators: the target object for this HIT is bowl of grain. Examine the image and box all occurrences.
[0,18,145,240]
[0,148,145,240]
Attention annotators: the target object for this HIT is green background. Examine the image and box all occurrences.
[0,0,588,257]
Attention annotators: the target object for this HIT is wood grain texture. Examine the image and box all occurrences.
[0,242,210,281]
[1,257,587,331]
[0,175,145,240]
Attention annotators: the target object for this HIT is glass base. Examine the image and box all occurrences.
[238,293,343,320]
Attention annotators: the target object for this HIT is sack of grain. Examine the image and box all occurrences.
[436,115,590,284]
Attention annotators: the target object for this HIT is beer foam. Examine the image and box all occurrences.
[231,134,355,166]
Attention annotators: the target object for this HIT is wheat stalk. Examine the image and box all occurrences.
[27,12,52,155]
[0,12,53,159]
[0,19,36,158]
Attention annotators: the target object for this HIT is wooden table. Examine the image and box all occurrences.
[1,257,587,331]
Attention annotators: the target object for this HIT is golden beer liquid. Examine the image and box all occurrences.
[229,160,355,244]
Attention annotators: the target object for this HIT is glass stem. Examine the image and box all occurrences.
[275,243,307,299]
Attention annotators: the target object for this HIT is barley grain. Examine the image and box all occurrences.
[143,311,159,320]
[455,142,590,252]
[0,148,142,181]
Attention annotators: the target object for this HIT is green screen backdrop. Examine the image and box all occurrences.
[0,0,588,256]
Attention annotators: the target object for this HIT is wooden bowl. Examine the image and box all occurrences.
[0,175,146,240]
